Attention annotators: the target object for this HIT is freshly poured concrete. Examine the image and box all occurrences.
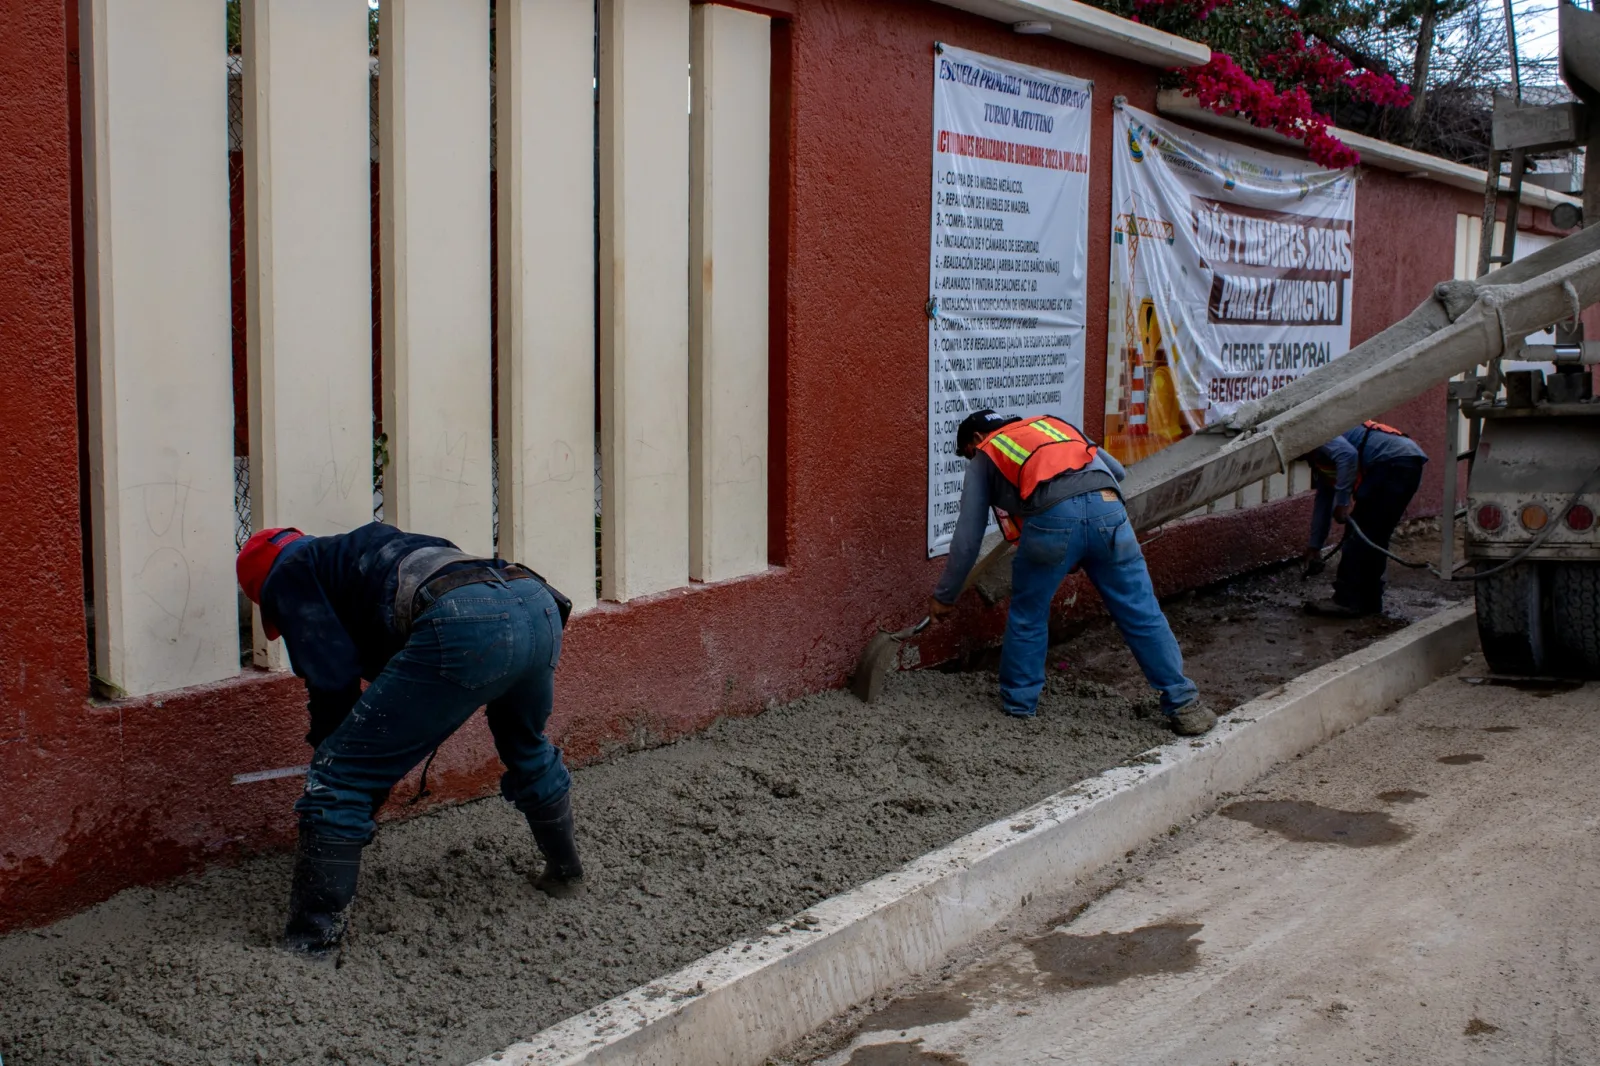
[795,659,1600,1066]
[0,546,1465,1065]
[0,673,1177,1065]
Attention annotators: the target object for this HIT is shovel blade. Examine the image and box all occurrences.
[850,630,901,704]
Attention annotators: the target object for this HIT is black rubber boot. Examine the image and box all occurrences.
[281,830,364,956]
[524,792,585,899]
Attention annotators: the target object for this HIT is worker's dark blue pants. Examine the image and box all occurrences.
[296,580,571,842]
[1002,491,1198,718]
[1334,457,1427,613]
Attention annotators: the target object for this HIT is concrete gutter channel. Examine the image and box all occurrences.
[474,602,1477,1066]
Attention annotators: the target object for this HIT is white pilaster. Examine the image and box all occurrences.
[599,0,692,600]
[80,0,238,696]
[244,0,376,667]
[379,0,493,554]
[690,4,770,583]
[496,0,598,610]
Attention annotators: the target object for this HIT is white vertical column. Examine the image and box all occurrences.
[243,0,375,667]
[496,0,598,611]
[689,4,770,583]
[80,0,237,697]
[599,0,691,601]
[379,0,493,554]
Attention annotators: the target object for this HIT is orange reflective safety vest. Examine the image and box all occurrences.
[976,416,1100,542]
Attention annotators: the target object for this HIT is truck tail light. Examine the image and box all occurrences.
[1521,504,1550,531]
[1475,504,1503,531]
[1567,504,1595,532]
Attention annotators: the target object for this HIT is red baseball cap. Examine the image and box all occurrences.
[237,527,304,639]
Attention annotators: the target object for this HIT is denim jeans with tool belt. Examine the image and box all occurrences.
[296,578,571,842]
[1001,490,1198,718]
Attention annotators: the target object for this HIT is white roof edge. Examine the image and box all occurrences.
[1155,89,1582,211]
[930,0,1210,69]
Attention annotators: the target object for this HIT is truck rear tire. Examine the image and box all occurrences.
[1550,562,1600,679]
[1475,561,1547,676]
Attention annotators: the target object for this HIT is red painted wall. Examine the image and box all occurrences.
[0,0,95,917]
[0,0,1527,931]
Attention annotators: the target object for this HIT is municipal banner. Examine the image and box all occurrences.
[1103,103,1356,466]
[928,44,1092,556]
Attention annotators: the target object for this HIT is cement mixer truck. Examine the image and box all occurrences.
[963,0,1600,679]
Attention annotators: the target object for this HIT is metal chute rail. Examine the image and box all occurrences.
[962,222,1600,606]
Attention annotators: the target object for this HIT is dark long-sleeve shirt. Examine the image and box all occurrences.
[1307,426,1428,549]
[933,448,1127,603]
[259,522,487,745]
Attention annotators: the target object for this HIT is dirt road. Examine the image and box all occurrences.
[795,657,1600,1066]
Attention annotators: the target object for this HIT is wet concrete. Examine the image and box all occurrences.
[861,993,973,1034]
[1482,725,1521,733]
[0,528,1469,1066]
[1377,789,1429,804]
[1026,923,1204,989]
[1465,1017,1502,1037]
[0,669,1174,1066]
[1050,522,1467,713]
[1438,753,1486,764]
[1219,800,1410,847]
[845,1041,968,1065]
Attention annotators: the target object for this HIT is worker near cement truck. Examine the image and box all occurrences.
[235,523,584,957]
[1301,420,1429,618]
[928,410,1216,736]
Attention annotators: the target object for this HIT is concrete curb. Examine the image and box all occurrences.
[474,603,1477,1066]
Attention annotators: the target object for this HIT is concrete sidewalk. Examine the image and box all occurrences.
[802,658,1600,1066]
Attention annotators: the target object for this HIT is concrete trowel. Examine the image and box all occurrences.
[850,616,931,703]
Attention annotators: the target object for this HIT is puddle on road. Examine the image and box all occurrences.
[1026,922,1203,989]
[1220,800,1409,847]
[1377,789,1429,804]
[1482,726,1520,733]
[845,1040,968,1065]
[1438,753,1486,765]
[861,992,973,1034]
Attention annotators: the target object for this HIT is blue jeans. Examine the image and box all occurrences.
[297,579,572,842]
[1001,491,1198,718]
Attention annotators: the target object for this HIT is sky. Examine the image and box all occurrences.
[1514,0,1565,83]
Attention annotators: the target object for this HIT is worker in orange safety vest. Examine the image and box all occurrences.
[930,410,1215,734]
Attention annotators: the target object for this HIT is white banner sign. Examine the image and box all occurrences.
[1103,103,1356,466]
[927,44,1092,556]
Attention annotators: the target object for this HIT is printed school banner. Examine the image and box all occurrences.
[928,44,1092,556]
[1103,103,1357,466]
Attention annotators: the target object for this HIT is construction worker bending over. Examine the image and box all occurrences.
[929,410,1215,736]
[1302,420,1429,618]
[236,523,583,957]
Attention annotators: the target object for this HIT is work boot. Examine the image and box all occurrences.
[1168,701,1218,736]
[1303,598,1373,619]
[525,792,585,899]
[282,830,364,957]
